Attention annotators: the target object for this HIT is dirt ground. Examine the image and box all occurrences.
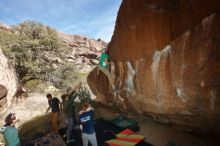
[94,104,218,146]
[1,98,218,146]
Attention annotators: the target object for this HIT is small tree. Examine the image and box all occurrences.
[0,20,75,89]
[75,87,93,112]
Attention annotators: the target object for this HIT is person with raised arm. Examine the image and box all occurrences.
[61,82,81,144]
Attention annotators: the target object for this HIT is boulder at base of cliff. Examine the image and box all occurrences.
[0,48,19,113]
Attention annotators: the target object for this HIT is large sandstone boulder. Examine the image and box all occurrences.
[0,85,7,96]
[0,48,19,113]
[88,0,220,131]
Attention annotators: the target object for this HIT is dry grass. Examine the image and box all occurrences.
[19,114,51,143]
[0,135,5,146]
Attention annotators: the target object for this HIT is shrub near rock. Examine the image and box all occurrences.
[0,21,75,89]
[75,87,93,113]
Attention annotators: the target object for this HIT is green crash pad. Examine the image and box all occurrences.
[110,116,137,128]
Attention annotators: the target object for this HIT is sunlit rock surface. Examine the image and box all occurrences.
[88,0,220,130]
[58,32,107,73]
[0,22,11,32]
[0,48,18,113]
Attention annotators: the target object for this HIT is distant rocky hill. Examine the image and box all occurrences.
[0,22,107,73]
[58,32,107,73]
[0,22,11,32]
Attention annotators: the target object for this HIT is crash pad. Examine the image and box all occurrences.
[106,129,144,146]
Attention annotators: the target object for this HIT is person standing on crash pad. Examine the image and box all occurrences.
[79,102,98,146]
[61,83,81,144]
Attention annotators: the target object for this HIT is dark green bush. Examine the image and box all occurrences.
[75,87,93,112]
[0,20,75,89]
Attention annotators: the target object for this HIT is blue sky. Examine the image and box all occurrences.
[0,0,122,41]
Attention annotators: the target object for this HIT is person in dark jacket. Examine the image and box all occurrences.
[46,94,61,134]
[61,83,81,143]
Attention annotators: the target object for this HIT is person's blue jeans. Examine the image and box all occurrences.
[66,117,74,141]
[82,132,98,146]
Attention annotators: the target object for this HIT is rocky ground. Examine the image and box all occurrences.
[95,105,218,146]
[1,94,217,146]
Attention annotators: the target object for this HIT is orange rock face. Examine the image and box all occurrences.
[88,0,220,130]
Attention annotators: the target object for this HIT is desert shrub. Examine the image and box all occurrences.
[75,87,93,113]
[25,80,56,92]
[0,21,76,89]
